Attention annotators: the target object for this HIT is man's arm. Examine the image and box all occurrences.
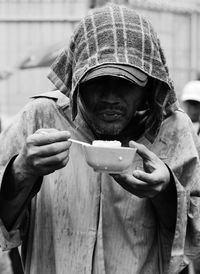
[0,156,40,231]
[0,128,71,231]
[111,140,177,231]
[151,167,177,232]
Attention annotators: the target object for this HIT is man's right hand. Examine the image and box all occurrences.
[0,128,71,229]
[12,128,71,186]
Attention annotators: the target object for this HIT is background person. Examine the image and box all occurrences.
[181,80,200,135]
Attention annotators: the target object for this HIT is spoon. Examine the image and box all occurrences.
[68,138,91,146]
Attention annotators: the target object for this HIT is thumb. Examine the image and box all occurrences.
[129,140,153,160]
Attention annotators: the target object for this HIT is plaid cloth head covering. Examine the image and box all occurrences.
[48,3,179,141]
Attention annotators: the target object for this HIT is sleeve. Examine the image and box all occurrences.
[150,164,187,273]
[157,172,188,274]
[171,122,200,273]
[0,157,42,251]
[0,98,54,251]
[154,112,200,274]
[0,219,22,251]
[0,156,28,251]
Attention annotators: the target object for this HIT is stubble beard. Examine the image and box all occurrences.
[91,119,127,137]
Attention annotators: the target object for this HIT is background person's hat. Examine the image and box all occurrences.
[181,81,200,102]
[81,64,148,87]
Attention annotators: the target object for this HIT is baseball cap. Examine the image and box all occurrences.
[181,81,200,102]
[81,64,148,87]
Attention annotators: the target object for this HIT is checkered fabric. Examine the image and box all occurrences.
[48,3,178,141]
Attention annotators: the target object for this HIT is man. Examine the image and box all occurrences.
[0,4,200,274]
[181,80,200,135]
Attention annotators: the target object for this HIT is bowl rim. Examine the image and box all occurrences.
[84,145,137,151]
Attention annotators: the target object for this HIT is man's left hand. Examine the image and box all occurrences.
[111,140,170,198]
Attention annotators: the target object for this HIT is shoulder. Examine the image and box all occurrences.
[21,90,70,116]
[30,90,70,108]
[153,109,200,168]
[163,108,193,131]
[159,108,199,144]
[0,91,71,151]
[4,90,71,133]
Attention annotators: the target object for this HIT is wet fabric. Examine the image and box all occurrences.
[0,92,200,274]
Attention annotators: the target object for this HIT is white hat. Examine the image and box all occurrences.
[181,81,200,102]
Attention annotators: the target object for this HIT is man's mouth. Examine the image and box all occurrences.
[97,110,123,121]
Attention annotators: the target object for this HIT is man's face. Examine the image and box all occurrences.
[184,100,200,122]
[79,76,146,136]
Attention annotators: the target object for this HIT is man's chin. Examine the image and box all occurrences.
[92,123,125,136]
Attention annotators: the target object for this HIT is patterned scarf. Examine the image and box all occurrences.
[48,3,179,142]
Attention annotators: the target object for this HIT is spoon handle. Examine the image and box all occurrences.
[68,138,91,146]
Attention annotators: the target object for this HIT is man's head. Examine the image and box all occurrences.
[48,3,178,141]
[79,78,147,136]
[181,81,200,122]
[78,64,148,136]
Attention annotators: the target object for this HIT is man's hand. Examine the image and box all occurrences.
[13,128,71,185]
[111,140,170,198]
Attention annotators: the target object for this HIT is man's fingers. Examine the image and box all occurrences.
[32,150,69,167]
[27,130,71,146]
[29,141,71,158]
[132,169,159,185]
[111,173,162,198]
[34,156,70,175]
[129,140,154,160]
[112,174,148,189]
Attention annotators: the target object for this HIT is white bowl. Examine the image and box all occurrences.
[83,145,137,174]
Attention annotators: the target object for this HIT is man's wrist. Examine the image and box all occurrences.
[0,156,37,201]
[12,156,37,189]
[151,165,177,232]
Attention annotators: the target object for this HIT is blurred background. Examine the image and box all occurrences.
[1,0,200,130]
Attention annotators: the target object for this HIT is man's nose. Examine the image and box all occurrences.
[101,89,120,103]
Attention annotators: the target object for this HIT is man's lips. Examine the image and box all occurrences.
[97,110,123,121]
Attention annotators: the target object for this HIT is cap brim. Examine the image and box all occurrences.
[81,64,148,87]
